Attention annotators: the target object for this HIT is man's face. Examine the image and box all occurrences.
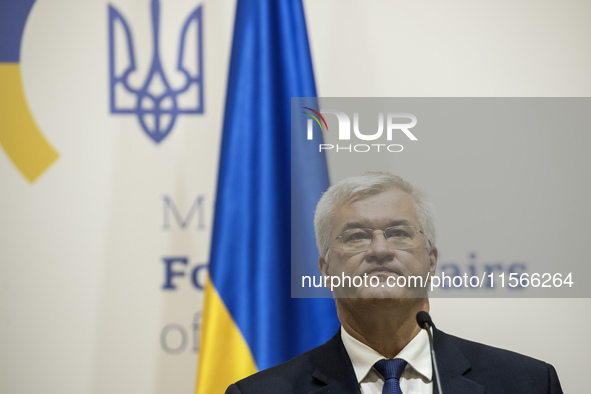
[319,188,437,299]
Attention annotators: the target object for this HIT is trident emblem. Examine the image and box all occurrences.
[108,0,204,144]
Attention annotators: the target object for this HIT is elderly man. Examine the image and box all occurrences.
[226,172,563,394]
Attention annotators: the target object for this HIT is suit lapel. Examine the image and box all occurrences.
[309,328,486,394]
[309,330,361,394]
[433,328,484,394]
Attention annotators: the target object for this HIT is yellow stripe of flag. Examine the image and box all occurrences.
[196,279,257,393]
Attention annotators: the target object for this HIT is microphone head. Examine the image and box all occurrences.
[416,311,433,329]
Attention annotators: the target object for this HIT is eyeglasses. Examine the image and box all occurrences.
[334,225,430,253]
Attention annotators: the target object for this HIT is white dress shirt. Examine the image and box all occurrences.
[341,326,433,394]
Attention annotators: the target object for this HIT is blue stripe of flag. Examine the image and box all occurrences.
[209,0,339,370]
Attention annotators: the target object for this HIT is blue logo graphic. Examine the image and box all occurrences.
[108,0,204,144]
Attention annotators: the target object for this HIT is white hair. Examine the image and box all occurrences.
[314,172,436,257]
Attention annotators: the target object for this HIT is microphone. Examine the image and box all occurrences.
[416,311,433,329]
[416,311,443,394]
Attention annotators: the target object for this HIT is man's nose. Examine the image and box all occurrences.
[366,231,394,261]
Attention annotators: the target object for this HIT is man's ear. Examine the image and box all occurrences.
[429,246,438,276]
[319,255,329,277]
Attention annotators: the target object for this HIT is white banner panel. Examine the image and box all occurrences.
[0,0,234,393]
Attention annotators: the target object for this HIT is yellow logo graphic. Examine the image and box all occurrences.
[0,1,59,183]
[0,65,59,183]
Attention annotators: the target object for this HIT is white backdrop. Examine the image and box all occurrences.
[1,1,234,393]
[1,0,589,393]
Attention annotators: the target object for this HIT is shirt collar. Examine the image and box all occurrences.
[341,325,433,383]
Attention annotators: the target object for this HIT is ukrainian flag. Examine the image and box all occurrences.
[195,0,339,392]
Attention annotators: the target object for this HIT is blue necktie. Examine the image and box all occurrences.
[374,358,407,394]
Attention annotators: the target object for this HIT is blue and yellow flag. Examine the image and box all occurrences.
[196,0,339,392]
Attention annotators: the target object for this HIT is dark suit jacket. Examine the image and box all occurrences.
[226,328,563,394]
